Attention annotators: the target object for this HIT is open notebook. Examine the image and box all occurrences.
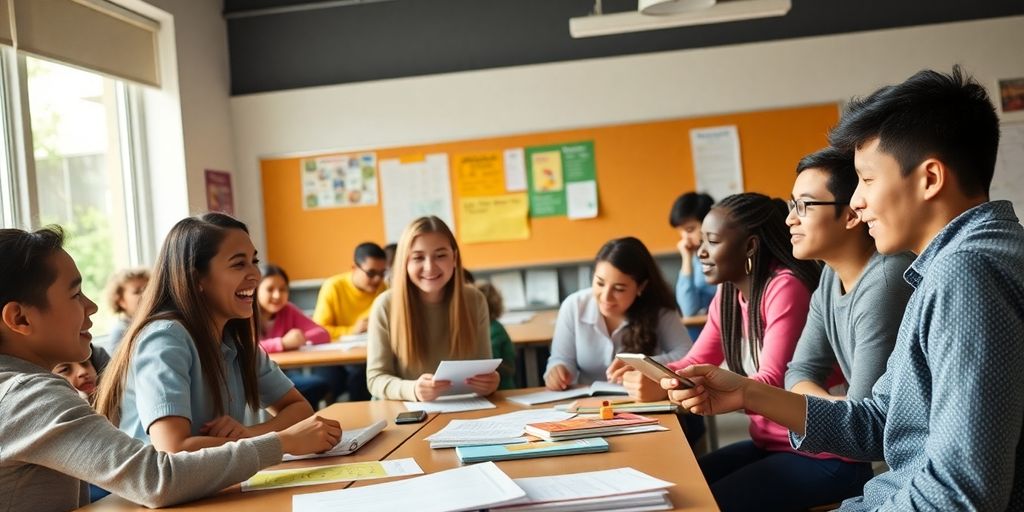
[508,381,628,406]
[282,420,386,461]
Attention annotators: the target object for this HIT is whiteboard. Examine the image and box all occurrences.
[992,122,1024,223]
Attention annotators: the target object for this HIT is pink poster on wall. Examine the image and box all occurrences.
[205,169,235,216]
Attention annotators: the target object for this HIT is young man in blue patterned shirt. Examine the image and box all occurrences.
[662,66,1024,511]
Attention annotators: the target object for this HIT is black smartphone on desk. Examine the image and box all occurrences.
[395,410,427,424]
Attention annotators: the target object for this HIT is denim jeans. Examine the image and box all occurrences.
[699,440,873,512]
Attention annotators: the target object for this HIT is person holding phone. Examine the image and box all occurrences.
[624,193,865,511]
[544,237,691,390]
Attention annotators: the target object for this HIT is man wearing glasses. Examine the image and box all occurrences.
[313,242,388,401]
[784,147,913,405]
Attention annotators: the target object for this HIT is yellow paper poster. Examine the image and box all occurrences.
[458,193,530,244]
[241,458,423,492]
[455,151,506,197]
[529,150,564,192]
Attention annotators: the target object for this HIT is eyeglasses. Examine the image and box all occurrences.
[787,198,849,218]
[356,264,386,279]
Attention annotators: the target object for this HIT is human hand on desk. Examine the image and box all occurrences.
[278,415,342,455]
[662,364,747,415]
[623,370,669,402]
[281,328,306,350]
[544,364,573,391]
[414,373,452,401]
[201,415,254,440]
[464,371,500,396]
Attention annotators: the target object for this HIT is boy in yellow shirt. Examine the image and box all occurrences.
[312,242,387,401]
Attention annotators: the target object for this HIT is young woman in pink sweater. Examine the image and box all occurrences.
[257,264,330,407]
[623,193,862,511]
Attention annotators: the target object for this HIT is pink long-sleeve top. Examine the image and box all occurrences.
[258,303,331,353]
[669,269,838,458]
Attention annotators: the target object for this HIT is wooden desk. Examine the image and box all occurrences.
[269,346,367,370]
[80,401,433,511]
[505,310,557,387]
[352,390,719,511]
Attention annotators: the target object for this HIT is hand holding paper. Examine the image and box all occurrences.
[432,359,502,396]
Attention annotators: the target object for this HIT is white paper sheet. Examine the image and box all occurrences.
[242,458,422,492]
[566,180,598,219]
[292,461,526,512]
[525,269,559,307]
[404,394,496,413]
[433,358,502,395]
[491,271,527,310]
[504,147,528,192]
[380,153,456,243]
[425,409,576,448]
[282,420,387,461]
[498,311,536,325]
[690,125,744,201]
[498,467,674,508]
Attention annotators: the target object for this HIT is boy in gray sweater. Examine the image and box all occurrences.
[0,226,342,512]
[784,147,914,400]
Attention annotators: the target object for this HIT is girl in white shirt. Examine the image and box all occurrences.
[545,237,692,389]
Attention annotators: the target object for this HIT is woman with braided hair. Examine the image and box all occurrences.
[624,192,865,511]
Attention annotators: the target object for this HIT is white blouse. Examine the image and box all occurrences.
[544,289,693,385]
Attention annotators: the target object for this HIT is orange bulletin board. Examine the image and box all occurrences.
[261,104,839,280]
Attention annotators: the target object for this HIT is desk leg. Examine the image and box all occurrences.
[523,346,540,387]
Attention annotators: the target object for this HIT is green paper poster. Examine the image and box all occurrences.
[526,141,597,218]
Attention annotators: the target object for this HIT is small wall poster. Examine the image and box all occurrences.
[525,141,598,219]
[301,153,378,210]
[205,169,234,216]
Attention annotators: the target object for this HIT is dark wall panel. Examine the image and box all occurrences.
[225,0,1024,95]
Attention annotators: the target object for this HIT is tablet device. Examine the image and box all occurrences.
[615,353,696,389]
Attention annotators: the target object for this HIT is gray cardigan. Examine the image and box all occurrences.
[0,355,282,511]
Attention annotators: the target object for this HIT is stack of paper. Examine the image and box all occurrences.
[403,394,496,413]
[456,437,609,464]
[292,462,526,512]
[282,420,386,461]
[524,413,664,442]
[508,381,628,406]
[493,467,675,512]
[426,409,576,448]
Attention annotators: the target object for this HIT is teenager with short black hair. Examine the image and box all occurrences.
[666,66,1024,511]
[669,192,716,340]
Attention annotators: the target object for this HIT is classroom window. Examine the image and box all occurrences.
[25,56,147,334]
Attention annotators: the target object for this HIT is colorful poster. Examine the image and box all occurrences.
[204,169,234,215]
[455,151,505,197]
[301,153,378,210]
[525,141,598,218]
[458,193,530,244]
[379,153,455,243]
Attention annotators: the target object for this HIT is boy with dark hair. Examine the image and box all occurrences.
[668,191,716,340]
[0,227,340,511]
[312,241,388,401]
[664,66,1024,510]
[785,147,913,403]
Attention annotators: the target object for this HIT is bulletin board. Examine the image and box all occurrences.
[260,104,839,280]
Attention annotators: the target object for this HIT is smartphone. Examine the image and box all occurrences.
[395,410,428,424]
[615,353,696,389]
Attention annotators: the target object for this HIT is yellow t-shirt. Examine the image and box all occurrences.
[312,272,385,339]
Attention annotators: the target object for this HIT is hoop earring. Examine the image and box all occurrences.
[745,257,753,275]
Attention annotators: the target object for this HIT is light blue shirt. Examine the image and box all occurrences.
[118,319,295,441]
[793,201,1024,510]
[676,253,716,339]
[545,289,692,385]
